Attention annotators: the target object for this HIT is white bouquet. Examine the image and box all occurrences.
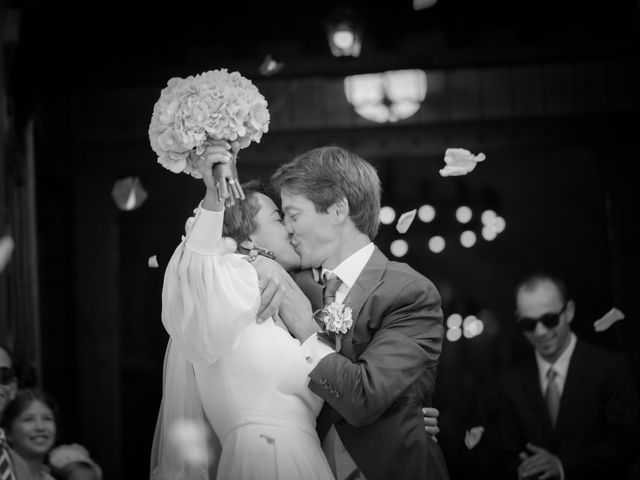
[149,69,270,203]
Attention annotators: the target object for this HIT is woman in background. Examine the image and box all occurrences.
[1,389,57,480]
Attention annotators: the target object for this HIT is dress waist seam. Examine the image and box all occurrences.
[222,413,317,443]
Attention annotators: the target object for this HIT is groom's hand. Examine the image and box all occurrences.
[252,256,288,322]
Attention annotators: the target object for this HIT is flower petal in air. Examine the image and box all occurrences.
[593,307,625,332]
[396,209,417,234]
[464,426,484,450]
[439,148,486,177]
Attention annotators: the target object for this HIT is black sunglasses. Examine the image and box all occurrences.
[516,304,567,332]
[0,366,15,385]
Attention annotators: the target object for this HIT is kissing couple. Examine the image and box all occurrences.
[151,144,449,480]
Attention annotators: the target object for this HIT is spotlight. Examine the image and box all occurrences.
[326,10,362,57]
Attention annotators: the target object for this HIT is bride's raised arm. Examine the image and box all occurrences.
[161,142,260,365]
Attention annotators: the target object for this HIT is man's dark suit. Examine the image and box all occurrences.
[499,340,639,480]
[294,246,449,480]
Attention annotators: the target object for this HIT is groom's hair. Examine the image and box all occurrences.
[222,180,265,245]
[271,146,381,240]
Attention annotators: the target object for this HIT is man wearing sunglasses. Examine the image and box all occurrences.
[497,273,639,480]
[0,344,36,480]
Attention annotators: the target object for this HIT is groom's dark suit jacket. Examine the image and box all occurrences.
[498,340,639,480]
[294,246,449,480]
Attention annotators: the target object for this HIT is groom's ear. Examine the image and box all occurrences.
[329,198,349,220]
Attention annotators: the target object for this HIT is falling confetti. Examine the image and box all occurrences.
[413,0,437,10]
[464,426,484,450]
[259,54,284,77]
[396,209,417,234]
[439,148,486,177]
[112,176,148,211]
[148,255,159,268]
[0,235,15,273]
[168,419,208,466]
[594,307,625,332]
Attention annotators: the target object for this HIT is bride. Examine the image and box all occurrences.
[150,144,335,480]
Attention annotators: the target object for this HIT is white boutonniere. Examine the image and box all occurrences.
[314,302,353,351]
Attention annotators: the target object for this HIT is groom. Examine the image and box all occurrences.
[257,146,449,480]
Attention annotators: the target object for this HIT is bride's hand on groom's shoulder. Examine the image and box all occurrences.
[277,276,318,342]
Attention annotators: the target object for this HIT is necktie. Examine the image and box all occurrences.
[545,367,561,427]
[322,272,343,307]
[0,429,16,480]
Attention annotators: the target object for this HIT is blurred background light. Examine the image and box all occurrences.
[446,327,462,342]
[463,315,484,338]
[390,239,409,258]
[460,230,477,248]
[481,225,498,241]
[418,204,436,223]
[379,206,396,224]
[481,209,497,225]
[491,216,506,233]
[428,235,446,253]
[455,206,472,224]
[446,313,463,329]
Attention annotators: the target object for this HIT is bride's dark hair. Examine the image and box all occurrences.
[222,180,267,246]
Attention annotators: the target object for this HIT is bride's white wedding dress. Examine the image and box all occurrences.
[151,205,334,480]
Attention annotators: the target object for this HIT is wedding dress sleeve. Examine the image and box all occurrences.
[161,204,260,365]
[151,204,260,480]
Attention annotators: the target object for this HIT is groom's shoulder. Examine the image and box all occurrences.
[384,258,438,292]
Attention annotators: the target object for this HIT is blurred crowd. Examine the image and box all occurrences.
[0,344,102,480]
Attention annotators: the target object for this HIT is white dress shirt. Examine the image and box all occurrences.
[535,332,577,396]
[534,332,576,480]
[300,242,375,366]
[301,242,375,480]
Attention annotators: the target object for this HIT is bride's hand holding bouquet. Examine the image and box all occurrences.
[148,69,270,206]
[188,140,242,205]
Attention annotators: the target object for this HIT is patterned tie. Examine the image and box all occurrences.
[0,429,16,480]
[322,271,343,307]
[545,367,561,427]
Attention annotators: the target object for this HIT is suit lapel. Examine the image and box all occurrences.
[555,341,587,435]
[343,247,386,347]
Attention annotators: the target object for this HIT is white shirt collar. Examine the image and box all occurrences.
[536,332,577,393]
[320,242,375,290]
